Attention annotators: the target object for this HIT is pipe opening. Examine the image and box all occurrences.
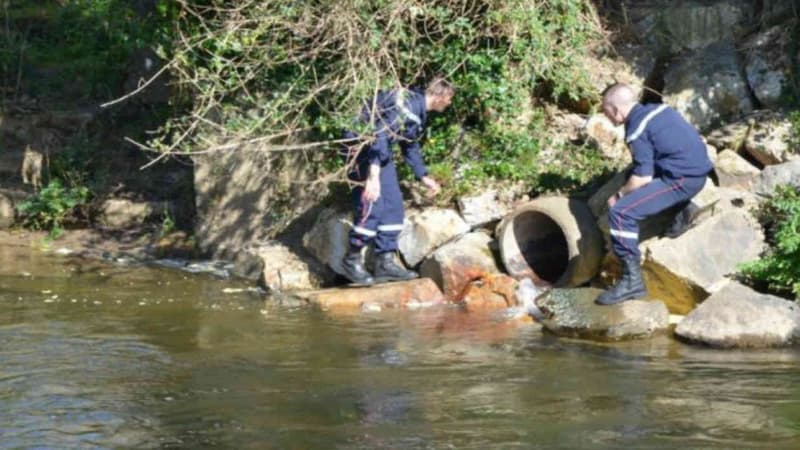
[511,211,569,284]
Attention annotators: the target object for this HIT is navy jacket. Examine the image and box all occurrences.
[350,88,429,180]
[625,103,713,179]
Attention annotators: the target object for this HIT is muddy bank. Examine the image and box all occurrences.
[0,227,197,268]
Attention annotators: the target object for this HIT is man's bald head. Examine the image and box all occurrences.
[601,83,638,126]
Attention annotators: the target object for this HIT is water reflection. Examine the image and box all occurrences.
[1,248,800,449]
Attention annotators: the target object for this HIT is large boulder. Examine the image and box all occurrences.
[706,119,750,153]
[459,273,520,312]
[457,191,509,229]
[624,1,753,56]
[742,112,797,166]
[535,288,669,341]
[294,278,445,312]
[675,281,800,348]
[742,25,792,108]
[714,149,760,191]
[419,231,502,301]
[233,241,328,291]
[641,209,765,314]
[664,41,753,131]
[754,159,800,197]
[194,144,327,261]
[302,208,352,276]
[399,208,469,267]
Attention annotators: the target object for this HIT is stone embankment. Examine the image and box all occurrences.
[243,1,800,347]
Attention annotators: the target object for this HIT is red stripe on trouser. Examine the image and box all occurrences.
[611,178,684,256]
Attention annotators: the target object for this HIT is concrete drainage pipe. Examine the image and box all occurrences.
[496,196,603,287]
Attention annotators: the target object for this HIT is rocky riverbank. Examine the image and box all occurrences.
[1,1,799,350]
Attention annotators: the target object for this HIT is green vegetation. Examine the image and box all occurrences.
[153,0,611,200]
[790,111,800,152]
[6,1,616,238]
[1,0,173,104]
[739,186,800,300]
[16,180,90,240]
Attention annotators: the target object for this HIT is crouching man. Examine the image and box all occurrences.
[339,78,455,285]
[596,83,713,305]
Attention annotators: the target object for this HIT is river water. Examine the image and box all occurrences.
[1,245,800,449]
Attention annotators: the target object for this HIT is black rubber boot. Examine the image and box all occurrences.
[341,248,375,285]
[664,202,700,239]
[595,256,648,305]
[374,252,418,282]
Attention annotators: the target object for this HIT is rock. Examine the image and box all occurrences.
[742,25,792,108]
[706,120,750,152]
[705,143,718,165]
[580,51,651,101]
[714,149,760,191]
[457,191,508,229]
[743,112,797,166]
[624,1,753,56]
[715,187,760,213]
[754,159,800,197]
[194,144,328,261]
[612,43,657,86]
[459,273,519,312]
[398,208,469,267]
[233,241,326,291]
[641,209,765,314]
[419,231,502,301]
[550,112,587,142]
[664,41,753,131]
[98,199,164,228]
[302,208,352,276]
[0,192,14,228]
[152,231,196,259]
[535,288,669,341]
[675,281,800,348]
[294,278,444,311]
[583,114,628,162]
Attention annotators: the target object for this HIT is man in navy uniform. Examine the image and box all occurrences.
[339,78,455,285]
[596,83,713,305]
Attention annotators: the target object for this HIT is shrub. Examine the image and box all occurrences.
[151,0,605,196]
[739,185,800,299]
[1,0,174,103]
[16,180,91,240]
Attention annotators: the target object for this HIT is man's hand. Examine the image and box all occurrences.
[607,192,620,208]
[363,164,381,202]
[421,175,441,198]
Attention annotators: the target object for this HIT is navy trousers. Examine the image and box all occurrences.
[348,161,404,253]
[608,175,707,260]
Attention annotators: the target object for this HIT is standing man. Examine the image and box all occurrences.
[339,78,455,285]
[596,83,713,305]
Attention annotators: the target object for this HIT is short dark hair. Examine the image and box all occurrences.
[426,77,455,97]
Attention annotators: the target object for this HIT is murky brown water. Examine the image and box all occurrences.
[1,243,800,449]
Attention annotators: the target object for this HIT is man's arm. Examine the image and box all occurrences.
[362,128,391,203]
[619,174,653,196]
[608,132,655,206]
[400,140,440,196]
